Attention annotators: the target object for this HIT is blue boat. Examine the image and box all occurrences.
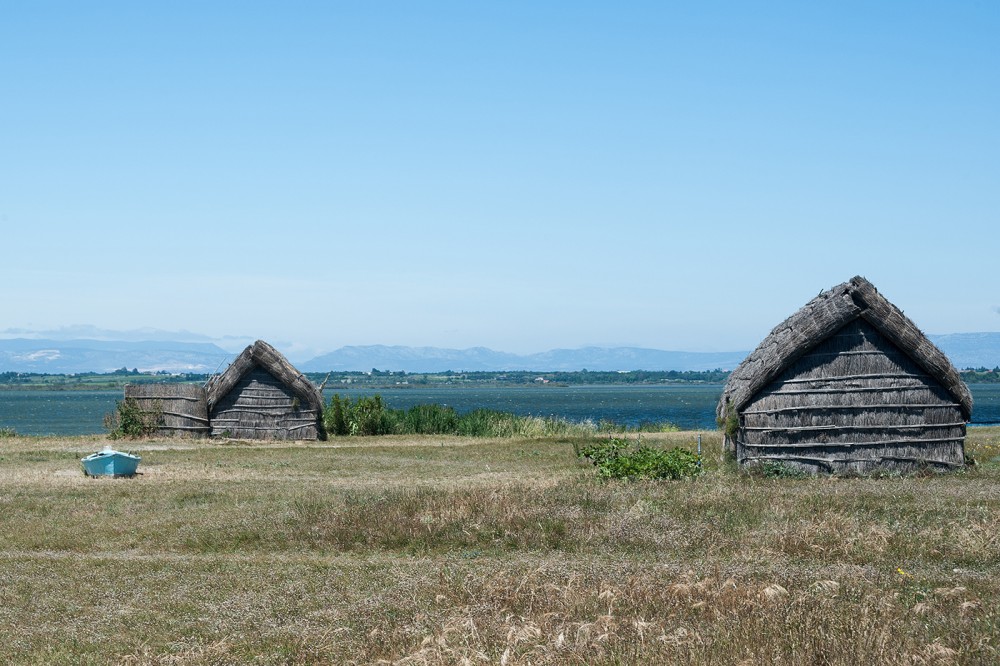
[81,448,141,478]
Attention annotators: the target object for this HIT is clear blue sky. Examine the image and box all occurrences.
[2,1,998,357]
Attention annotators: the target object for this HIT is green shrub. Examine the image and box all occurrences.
[576,438,630,466]
[322,394,673,439]
[0,427,16,439]
[103,397,161,439]
[717,399,739,439]
[453,410,592,438]
[578,438,702,480]
[401,403,459,434]
[752,460,811,479]
[348,395,394,436]
[457,409,517,437]
[324,394,349,436]
[324,394,400,436]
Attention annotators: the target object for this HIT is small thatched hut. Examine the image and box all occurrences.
[206,340,325,440]
[717,276,972,474]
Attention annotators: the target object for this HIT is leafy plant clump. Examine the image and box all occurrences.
[717,398,739,440]
[0,427,16,438]
[577,438,702,480]
[326,394,349,436]
[323,394,606,438]
[103,397,161,439]
[323,394,396,436]
[754,460,812,479]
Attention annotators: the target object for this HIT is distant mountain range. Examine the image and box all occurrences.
[0,339,233,374]
[2,333,999,375]
[297,345,751,373]
[926,333,1000,371]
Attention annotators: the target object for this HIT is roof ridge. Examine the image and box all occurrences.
[718,277,972,419]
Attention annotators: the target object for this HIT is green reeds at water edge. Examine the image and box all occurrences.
[322,393,680,438]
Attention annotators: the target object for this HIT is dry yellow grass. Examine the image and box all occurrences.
[0,429,997,664]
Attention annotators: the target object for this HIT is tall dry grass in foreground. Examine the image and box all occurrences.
[0,429,998,664]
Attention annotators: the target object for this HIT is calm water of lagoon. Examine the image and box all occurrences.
[2,384,1000,437]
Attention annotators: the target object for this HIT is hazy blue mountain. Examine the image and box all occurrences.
[0,339,233,374]
[300,345,526,373]
[301,334,1000,373]
[927,333,1000,370]
[299,345,749,372]
[3,332,998,375]
[0,325,225,344]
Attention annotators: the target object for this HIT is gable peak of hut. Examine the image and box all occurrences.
[719,276,972,420]
[206,339,323,415]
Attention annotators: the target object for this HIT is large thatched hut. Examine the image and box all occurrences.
[206,340,325,440]
[717,276,972,474]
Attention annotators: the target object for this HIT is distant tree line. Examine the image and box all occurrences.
[959,368,1000,383]
[0,371,211,390]
[307,369,734,387]
[3,367,998,390]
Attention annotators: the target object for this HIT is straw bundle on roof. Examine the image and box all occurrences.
[717,277,972,474]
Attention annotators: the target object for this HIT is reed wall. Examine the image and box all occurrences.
[737,320,965,473]
[124,383,210,438]
[209,367,321,440]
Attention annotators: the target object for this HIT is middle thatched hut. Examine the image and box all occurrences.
[717,276,972,474]
[206,340,325,440]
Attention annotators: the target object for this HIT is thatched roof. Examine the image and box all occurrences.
[206,340,324,414]
[718,276,973,420]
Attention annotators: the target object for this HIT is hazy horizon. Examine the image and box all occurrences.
[4,324,1000,362]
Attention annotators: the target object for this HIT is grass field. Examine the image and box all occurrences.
[1,429,998,665]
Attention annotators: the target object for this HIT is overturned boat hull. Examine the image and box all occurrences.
[81,449,141,477]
